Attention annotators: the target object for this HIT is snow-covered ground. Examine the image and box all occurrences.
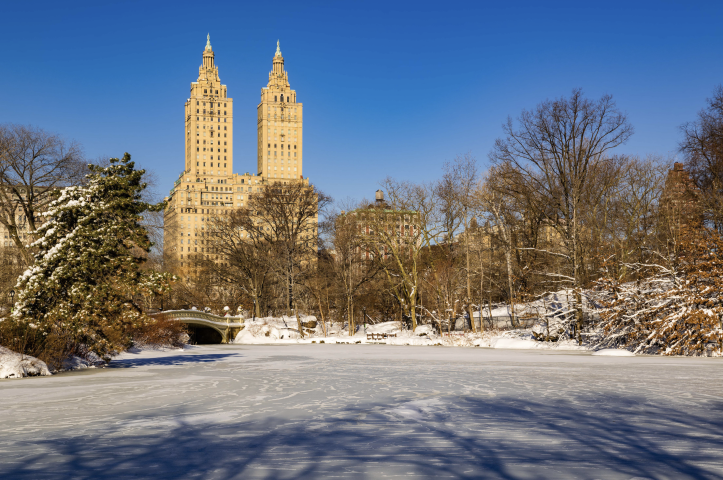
[234,317,591,352]
[1,344,722,479]
[0,346,51,379]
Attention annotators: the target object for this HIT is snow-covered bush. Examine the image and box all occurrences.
[595,228,723,356]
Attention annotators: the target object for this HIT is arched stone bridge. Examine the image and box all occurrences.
[153,310,245,343]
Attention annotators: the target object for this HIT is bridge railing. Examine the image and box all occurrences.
[153,310,246,327]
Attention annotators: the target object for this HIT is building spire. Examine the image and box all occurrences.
[275,39,282,57]
[205,33,212,51]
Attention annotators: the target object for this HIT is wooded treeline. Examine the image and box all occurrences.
[159,87,723,342]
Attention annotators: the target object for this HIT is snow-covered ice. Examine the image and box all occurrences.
[1,344,722,479]
[593,348,636,356]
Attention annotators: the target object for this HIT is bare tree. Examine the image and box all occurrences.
[0,124,85,264]
[679,85,723,231]
[330,206,381,335]
[205,209,272,318]
[489,89,633,342]
[475,178,519,326]
[366,179,446,331]
[438,154,480,331]
[604,155,668,282]
[233,181,331,337]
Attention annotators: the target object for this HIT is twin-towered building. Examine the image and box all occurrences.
[164,36,308,271]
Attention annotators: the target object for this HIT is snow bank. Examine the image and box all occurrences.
[592,348,635,356]
[0,346,52,379]
[365,321,403,335]
[234,315,320,344]
[230,316,592,352]
[61,352,106,371]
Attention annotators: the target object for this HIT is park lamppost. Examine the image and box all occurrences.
[9,290,15,311]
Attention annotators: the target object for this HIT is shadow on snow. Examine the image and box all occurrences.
[108,352,242,368]
[3,393,723,479]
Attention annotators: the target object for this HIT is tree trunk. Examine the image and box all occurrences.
[410,290,417,332]
[348,297,355,336]
[479,251,486,331]
[572,202,583,345]
[488,245,494,327]
[465,214,477,333]
[295,307,305,339]
[317,294,327,337]
[505,247,517,328]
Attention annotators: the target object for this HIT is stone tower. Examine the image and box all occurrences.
[660,162,703,231]
[257,41,303,181]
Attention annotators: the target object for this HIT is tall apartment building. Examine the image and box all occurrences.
[258,41,304,180]
[163,36,307,273]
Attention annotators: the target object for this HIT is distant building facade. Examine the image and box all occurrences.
[660,162,702,231]
[339,190,421,260]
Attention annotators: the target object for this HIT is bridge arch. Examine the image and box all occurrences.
[183,322,225,344]
[153,310,244,344]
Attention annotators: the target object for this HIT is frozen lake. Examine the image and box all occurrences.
[1,344,722,479]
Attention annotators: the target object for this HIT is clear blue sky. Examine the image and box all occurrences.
[2,0,722,204]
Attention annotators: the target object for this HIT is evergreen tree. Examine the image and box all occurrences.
[8,153,173,362]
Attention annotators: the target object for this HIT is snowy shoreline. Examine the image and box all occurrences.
[232,316,593,352]
[0,316,644,379]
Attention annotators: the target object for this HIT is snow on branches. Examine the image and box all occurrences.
[595,228,723,356]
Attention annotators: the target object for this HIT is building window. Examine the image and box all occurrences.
[274,96,277,102]
[224,103,227,107]
[204,89,207,94]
